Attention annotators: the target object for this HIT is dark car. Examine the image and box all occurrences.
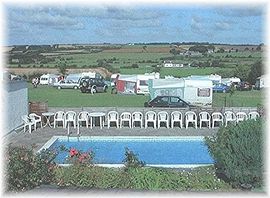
[236,81,252,91]
[144,96,195,108]
[79,76,108,93]
[212,83,230,93]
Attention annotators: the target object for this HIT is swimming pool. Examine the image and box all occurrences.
[39,136,214,168]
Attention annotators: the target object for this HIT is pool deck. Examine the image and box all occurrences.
[5,125,218,152]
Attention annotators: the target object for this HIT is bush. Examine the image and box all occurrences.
[6,146,56,192]
[122,148,145,169]
[205,119,264,188]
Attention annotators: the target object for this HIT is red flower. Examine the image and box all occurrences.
[69,148,78,157]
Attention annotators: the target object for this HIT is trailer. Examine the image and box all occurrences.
[148,78,213,107]
[39,74,59,85]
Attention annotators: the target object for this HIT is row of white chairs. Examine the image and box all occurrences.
[107,110,260,129]
[22,110,260,133]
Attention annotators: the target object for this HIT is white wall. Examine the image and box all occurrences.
[3,81,28,135]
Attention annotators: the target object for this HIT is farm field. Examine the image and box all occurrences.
[28,84,264,108]
[7,44,263,80]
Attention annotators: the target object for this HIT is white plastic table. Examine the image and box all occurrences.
[42,112,55,128]
[89,112,105,129]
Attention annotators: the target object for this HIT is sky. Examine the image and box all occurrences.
[4,4,266,45]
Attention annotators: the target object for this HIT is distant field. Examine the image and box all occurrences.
[28,84,263,108]
[8,44,262,79]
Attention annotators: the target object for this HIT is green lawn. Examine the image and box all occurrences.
[28,84,263,107]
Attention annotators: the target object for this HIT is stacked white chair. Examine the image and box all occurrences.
[185,111,197,129]
[65,111,77,128]
[224,111,236,127]
[29,113,42,130]
[171,111,183,128]
[248,111,260,120]
[54,111,65,128]
[157,111,169,128]
[211,112,224,128]
[120,112,132,128]
[132,112,143,128]
[199,112,211,129]
[77,111,90,128]
[145,111,157,129]
[107,111,119,128]
[21,115,35,133]
[236,112,248,123]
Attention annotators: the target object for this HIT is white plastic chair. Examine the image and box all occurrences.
[107,111,119,128]
[248,111,260,120]
[29,113,42,130]
[77,111,90,128]
[145,111,157,129]
[132,112,143,128]
[21,115,35,133]
[211,112,224,128]
[157,111,169,128]
[120,112,132,128]
[199,112,211,129]
[236,112,248,123]
[171,111,183,128]
[65,111,77,128]
[185,111,197,129]
[54,111,65,128]
[224,111,236,127]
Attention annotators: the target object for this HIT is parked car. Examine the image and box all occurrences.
[53,80,79,89]
[144,96,195,108]
[212,83,230,93]
[236,81,252,91]
[79,76,108,93]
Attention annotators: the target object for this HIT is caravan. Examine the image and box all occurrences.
[148,78,213,107]
[136,73,160,94]
[39,74,59,85]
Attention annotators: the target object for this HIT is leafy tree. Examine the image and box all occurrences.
[217,48,225,53]
[233,65,250,82]
[169,48,178,56]
[248,61,263,84]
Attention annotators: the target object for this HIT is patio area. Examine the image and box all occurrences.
[5,126,218,152]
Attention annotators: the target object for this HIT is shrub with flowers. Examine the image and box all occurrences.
[6,145,56,192]
[60,145,94,165]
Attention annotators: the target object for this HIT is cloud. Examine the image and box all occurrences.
[216,7,263,17]
[190,16,212,37]
[214,22,231,31]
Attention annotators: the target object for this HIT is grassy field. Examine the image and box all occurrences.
[28,84,264,107]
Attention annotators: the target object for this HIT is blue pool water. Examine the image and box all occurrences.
[45,136,214,166]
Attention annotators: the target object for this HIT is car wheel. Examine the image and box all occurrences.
[58,86,61,90]
[91,86,97,94]
[81,87,87,93]
[103,85,108,92]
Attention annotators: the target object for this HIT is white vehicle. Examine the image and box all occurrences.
[255,75,266,90]
[148,78,213,107]
[39,74,59,85]
[136,73,160,95]
[53,80,80,89]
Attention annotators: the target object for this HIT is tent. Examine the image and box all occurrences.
[148,78,213,107]
[188,74,221,84]
[116,75,137,94]
[116,73,160,95]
